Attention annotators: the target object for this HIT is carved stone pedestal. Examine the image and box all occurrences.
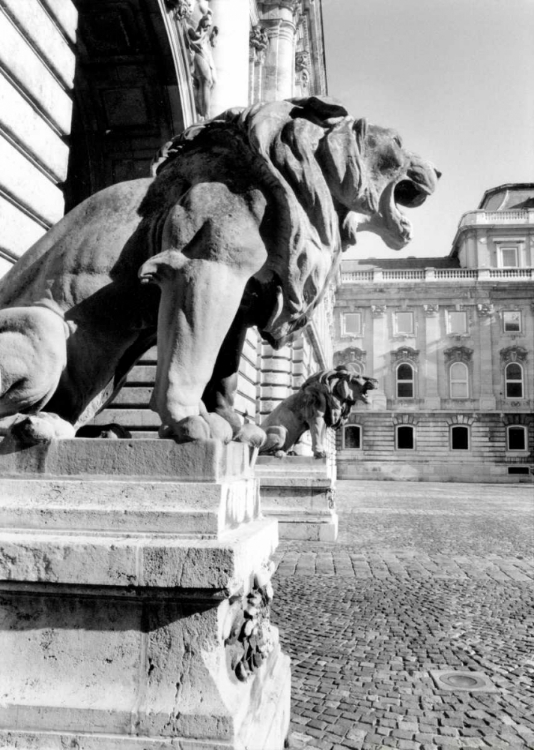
[256,456,338,542]
[0,440,290,749]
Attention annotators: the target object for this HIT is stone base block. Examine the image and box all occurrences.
[0,440,290,748]
[256,456,338,541]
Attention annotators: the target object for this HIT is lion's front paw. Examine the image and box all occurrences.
[159,413,233,444]
[8,413,75,447]
[313,450,327,459]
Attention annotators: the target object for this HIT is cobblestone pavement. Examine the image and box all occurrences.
[270,482,534,750]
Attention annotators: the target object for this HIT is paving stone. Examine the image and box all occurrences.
[275,481,534,750]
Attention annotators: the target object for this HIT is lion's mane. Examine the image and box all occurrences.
[150,97,362,345]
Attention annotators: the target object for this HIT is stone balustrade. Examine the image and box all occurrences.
[341,267,534,284]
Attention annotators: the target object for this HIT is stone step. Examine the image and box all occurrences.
[0,476,259,537]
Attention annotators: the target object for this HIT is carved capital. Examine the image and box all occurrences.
[165,0,193,20]
[423,304,439,316]
[392,346,419,363]
[500,346,528,363]
[444,346,473,363]
[250,24,269,52]
[477,303,494,317]
[371,304,387,317]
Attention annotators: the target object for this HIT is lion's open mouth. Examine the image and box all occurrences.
[377,162,439,250]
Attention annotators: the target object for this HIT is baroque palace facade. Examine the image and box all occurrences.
[0,0,331,435]
[334,184,534,483]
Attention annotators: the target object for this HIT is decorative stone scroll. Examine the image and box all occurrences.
[423,304,439,316]
[500,346,528,363]
[444,346,473,363]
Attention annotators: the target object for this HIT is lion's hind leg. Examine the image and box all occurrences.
[259,425,288,457]
[0,306,67,418]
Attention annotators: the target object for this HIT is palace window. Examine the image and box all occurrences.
[499,245,519,268]
[342,312,362,336]
[503,311,521,333]
[450,425,469,450]
[396,425,414,450]
[394,311,414,335]
[449,362,469,399]
[344,425,362,449]
[396,363,414,398]
[505,363,524,398]
[447,310,467,335]
[507,425,527,451]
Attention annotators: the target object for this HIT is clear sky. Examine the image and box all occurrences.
[322,0,534,260]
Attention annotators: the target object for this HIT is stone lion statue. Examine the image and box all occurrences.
[0,96,438,445]
[260,366,378,458]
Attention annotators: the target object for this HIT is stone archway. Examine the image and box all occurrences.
[65,0,192,211]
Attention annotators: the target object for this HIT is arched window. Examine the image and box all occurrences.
[344,425,362,449]
[505,363,524,398]
[396,363,414,398]
[450,362,469,399]
[451,425,469,450]
[507,425,527,451]
[396,425,414,450]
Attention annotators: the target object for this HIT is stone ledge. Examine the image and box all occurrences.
[0,517,279,590]
[0,439,252,482]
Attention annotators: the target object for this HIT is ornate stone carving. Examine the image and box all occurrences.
[334,347,367,367]
[444,346,473,363]
[423,304,439,316]
[260,366,378,458]
[500,346,527,363]
[371,304,387,317]
[250,24,269,56]
[225,563,276,682]
[393,347,419,363]
[477,303,494,317]
[165,0,193,20]
[295,51,310,90]
[0,97,438,447]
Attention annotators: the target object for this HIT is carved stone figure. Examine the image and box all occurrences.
[260,366,378,458]
[186,12,218,119]
[0,97,438,446]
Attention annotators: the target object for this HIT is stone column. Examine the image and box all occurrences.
[260,0,300,100]
[423,304,441,409]
[209,0,250,115]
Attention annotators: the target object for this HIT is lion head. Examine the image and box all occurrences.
[151,96,439,348]
[302,366,378,428]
